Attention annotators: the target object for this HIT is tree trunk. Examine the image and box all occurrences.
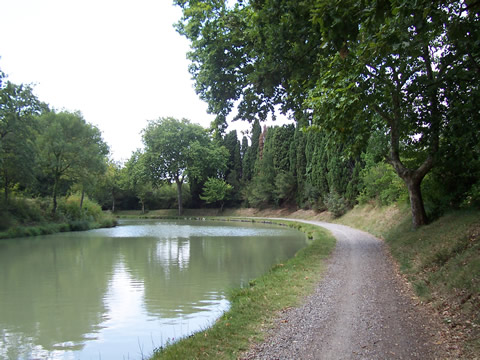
[4,171,9,204]
[80,187,85,209]
[405,176,428,229]
[52,177,58,215]
[112,193,116,212]
[388,148,432,229]
[176,180,183,215]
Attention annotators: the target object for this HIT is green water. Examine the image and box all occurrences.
[0,219,306,360]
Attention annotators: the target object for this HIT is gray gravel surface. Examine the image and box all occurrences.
[241,219,444,360]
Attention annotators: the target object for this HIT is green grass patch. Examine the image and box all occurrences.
[151,220,335,360]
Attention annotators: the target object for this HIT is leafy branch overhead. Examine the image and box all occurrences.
[175,0,480,227]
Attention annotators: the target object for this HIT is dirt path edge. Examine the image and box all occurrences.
[241,219,456,360]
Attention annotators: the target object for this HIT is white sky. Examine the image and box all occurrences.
[0,0,280,162]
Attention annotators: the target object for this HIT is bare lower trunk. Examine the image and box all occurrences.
[52,178,59,215]
[388,157,432,229]
[4,172,9,204]
[176,180,183,216]
[112,195,115,212]
[80,188,85,209]
[405,177,428,228]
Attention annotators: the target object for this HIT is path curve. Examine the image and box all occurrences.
[242,219,441,359]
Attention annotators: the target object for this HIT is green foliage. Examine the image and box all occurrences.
[156,183,184,209]
[176,0,480,227]
[271,124,295,173]
[0,193,115,238]
[142,117,228,215]
[37,110,109,214]
[0,197,46,230]
[245,128,276,208]
[324,191,348,218]
[123,150,153,212]
[274,171,296,205]
[57,193,102,222]
[464,183,480,209]
[200,177,233,211]
[358,161,407,206]
[0,81,42,202]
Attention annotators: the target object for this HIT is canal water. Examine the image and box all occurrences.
[0,219,306,360]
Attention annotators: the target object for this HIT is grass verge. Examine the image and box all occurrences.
[151,220,335,359]
[336,203,480,357]
[0,212,117,239]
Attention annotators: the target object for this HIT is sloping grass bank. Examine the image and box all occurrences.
[0,195,117,239]
[0,215,117,239]
[337,203,480,357]
[151,220,335,359]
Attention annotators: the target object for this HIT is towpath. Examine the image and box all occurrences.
[242,219,446,359]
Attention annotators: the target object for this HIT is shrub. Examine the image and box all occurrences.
[325,191,348,218]
[3,197,46,224]
[68,220,91,231]
[58,194,103,221]
[358,161,407,206]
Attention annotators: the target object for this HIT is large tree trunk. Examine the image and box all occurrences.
[111,193,116,212]
[405,175,428,228]
[389,156,432,229]
[176,180,183,215]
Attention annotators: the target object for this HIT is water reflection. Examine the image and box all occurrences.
[0,220,305,359]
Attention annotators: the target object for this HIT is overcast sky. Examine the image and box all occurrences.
[0,0,270,162]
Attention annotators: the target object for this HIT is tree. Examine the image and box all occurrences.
[95,159,124,212]
[200,177,233,212]
[0,81,42,202]
[223,130,242,204]
[176,0,480,228]
[37,111,109,214]
[123,150,153,213]
[142,117,228,215]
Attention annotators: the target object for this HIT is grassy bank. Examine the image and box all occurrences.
[0,215,117,239]
[151,220,336,359]
[0,195,117,239]
[336,203,480,356]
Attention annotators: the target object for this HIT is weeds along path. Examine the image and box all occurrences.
[242,219,442,360]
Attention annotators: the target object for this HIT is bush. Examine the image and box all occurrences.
[358,162,407,206]
[0,209,15,231]
[325,191,348,218]
[68,220,91,231]
[3,197,46,224]
[57,194,103,221]
[97,212,118,228]
[463,182,480,209]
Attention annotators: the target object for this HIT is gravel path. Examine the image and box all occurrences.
[241,219,443,359]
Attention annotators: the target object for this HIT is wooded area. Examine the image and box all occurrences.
[1,0,479,232]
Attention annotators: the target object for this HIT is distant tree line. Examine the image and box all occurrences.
[2,0,480,230]
[1,68,479,230]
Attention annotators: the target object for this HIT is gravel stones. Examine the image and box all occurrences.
[241,220,443,360]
